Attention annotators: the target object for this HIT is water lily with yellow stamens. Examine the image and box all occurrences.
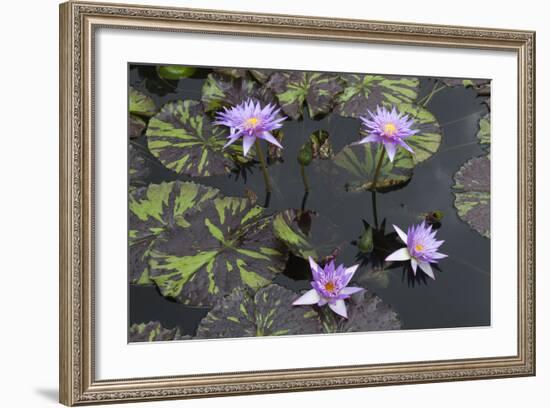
[293,257,364,319]
[356,106,418,162]
[385,221,447,279]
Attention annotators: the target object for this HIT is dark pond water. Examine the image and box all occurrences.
[128,64,490,337]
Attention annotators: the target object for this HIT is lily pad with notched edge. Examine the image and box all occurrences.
[477,113,490,151]
[129,181,221,285]
[266,71,343,119]
[272,209,342,263]
[146,100,246,177]
[452,156,490,238]
[201,72,276,113]
[333,142,414,193]
[394,103,443,164]
[196,284,323,338]
[129,321,189,342]
[148,195,287,307]
[129,87,157,117]
[320,291,402,333]
[334,74,419,119]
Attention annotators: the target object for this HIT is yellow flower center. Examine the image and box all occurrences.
[383,122,397,136]
[244,117,260,129]
[415,244,424,252]
[324,281,336,293]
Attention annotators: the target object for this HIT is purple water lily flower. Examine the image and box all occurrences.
[385,221,447,279]
[214,99,286,157]
[292,257,364,319]
[356,106,418,162]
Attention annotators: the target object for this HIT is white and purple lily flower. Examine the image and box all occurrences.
[292,257,364,319]
[385,221,448,280]
[356,106,418,162]
[213,99,287,157]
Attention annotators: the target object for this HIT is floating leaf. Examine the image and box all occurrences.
[129,181,220,285]
[273,209,342,262]
[146,100,245,177]
[298,130,333,167]
[334,74,419,118]
[333,143,414,193]
[129,321,185,342]
[201,72,276,113]
[129,87,157,117]
[129,114,146,139]
[441,78,490,89]
[129,143,152,192]
[452,156,490,238]
[157,65,196,80]
[196,284,322,338]
[321,291,402,333]
[395,103,442,164]
[148,194,287,306]
[266,71,343,119]
[477,113,490,150]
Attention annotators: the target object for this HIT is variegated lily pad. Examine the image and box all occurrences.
[129,115,146,139]
[321,291,402,333]
[333,143,414,193]
[441,78,490,89]
[146,100,245,177]
[129,143,152,191]
[148,194,287,307]
[201,72,276,113]
[129,181,220,285]
[129,321,187,342]
[266,71,343,119]
[477,113,490,151]
[334,74,419,119]
[395,103,442,164]
[129,87,157,117]
[273,209,341,263]
[452,156,490,238]
[196,284,322,338]
[213,67,274,84]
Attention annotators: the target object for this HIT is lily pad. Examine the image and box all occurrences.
[273,209,342,263]
[148,194,287,306]
[146,100,245,177]
[442,78,490,89]
[201,72,276,113]
[334,74,419,119]
[129,115,147,139]
[196,284,322,338]
[321,291,402,333]
[266,71,343,119]
[129,87,157,117]
[129,143,153,191]
[129,181,221,285]
[212,68,274,84]
[477,113,490,150]
[452,156,490,238]
[157,65,196,80]
[393,103,443,164]
[129,321,186,342]
[333,143,414,193]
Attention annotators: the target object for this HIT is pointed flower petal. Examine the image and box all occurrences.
[385,247,411,261]
[418,262,435,279]
[292,289,321,305]
[328,299,348,319]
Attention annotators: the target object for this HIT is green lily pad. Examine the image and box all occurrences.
[129,114,146,139]
[272,209,342,263]
[321,291,402,333]
[201,72,276,113]
[333,143,414,193]
[129,321,188,342]
[196,284,323,338]
[266,71,343,119]
[395,103,442,164]
[146,100,246,177]
[157,65,196,80]
[148,194,287,307]
[129,87,157,117]
[452,156,490,238]
[334,74,419,119]
[477,113,490,150]
[129,181,221,285]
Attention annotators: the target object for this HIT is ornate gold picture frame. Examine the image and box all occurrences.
[59,1,535,405]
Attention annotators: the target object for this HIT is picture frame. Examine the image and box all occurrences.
[59,1,536,405]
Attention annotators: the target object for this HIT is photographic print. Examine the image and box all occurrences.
[127,64,491,342]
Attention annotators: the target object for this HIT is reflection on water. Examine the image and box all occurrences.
[129,66,490,335]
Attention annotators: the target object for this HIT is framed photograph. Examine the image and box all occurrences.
[59,1,536,405]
